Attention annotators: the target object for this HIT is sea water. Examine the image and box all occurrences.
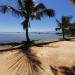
[0,32,62,43]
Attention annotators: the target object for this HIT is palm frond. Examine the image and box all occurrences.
[62,16,72,24]
[55,28,61,31]
[56,19,62,28]
[41,9,55,17]
[30,12,43,20]
[17,0,23,9]
[23,0,35,14]
[8,5,23,17]
[21,20,27,29]
[31,9,55,20]
[21,19,31,30]
[0,5,9,13]
[17,0,27,15]
[34,3,46,12]
[0,4,22,17]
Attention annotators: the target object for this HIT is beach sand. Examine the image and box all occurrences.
[0,40,75,75]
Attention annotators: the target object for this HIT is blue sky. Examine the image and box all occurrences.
[0,0,75,32]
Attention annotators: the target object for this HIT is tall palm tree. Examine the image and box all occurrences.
[56,16,72,39]
[0,0,55,42]
[0,1,55,75]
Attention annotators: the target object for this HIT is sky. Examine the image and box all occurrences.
[0,0,75,32]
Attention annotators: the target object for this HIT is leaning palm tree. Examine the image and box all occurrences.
[0,0,55,42]
[56,16,72,39]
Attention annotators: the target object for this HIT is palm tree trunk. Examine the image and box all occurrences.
[25,17,30,42]
[26,26,30,42]
[62,28,65,39]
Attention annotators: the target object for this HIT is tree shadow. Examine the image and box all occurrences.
[50,65,58,75]
[68,38,75,42]
[0,40,63,75]
[0,40,62,52]
[59,66,75,75]
[59,38,73,41]
[50,65,75,75]
[59,37,75,42]
[31,40,61,47]
[0,42,44,75]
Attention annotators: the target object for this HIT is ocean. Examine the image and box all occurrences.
[0,32,62,43]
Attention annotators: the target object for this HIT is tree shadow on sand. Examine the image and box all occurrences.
[0,40,64,75]
[59,37,75,42]
[0,41,44,75]
[0,39,62,52]
[30,40,61,48]
[50,65,75,75]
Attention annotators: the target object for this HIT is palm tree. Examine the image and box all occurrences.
[0,1,55,75]
[56,16,72,39]
[0,0,55,42]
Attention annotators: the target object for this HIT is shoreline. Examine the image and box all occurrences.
[0,37,74,50]
[0,39,59,51]
[0,39,59,45]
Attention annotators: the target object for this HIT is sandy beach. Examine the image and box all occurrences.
[0,40,75,75]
